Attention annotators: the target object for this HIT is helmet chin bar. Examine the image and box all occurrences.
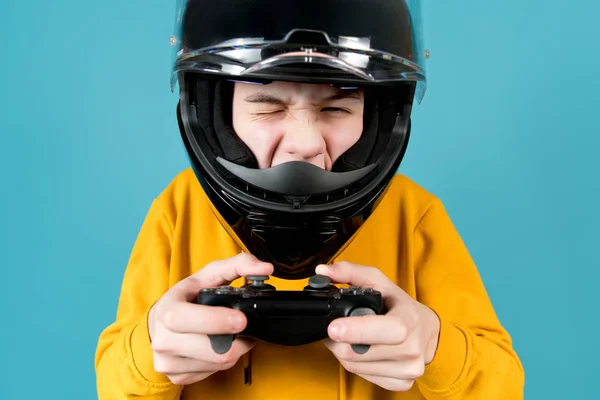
[176,77,413,280]
[216,158,377,197]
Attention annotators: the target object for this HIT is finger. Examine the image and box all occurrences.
[152,332,255,364]
[198,252,274,288]
[166,372,216,386]
[162,302,247,335]
[328,315,410,345]
[153,354,237,375]
[315,261,397,293]
[339,359,425,381]
[169,252,274,301]
[324,339,423,364]
[355,375,417,392]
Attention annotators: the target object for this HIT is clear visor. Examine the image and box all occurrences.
[169,0,427,103]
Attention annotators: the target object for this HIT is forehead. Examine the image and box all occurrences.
[234,80,360,99]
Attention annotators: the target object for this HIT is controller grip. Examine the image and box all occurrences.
[208,334,236,354]
[348,307,376,354]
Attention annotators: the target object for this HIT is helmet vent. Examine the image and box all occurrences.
[284,29,331,46]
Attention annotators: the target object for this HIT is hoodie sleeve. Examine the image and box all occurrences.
[94,196,183,400]
[413,199,525,399]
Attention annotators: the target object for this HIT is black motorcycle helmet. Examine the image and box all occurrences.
[170,0,428,279]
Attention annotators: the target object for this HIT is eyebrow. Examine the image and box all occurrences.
[244,88,362,105]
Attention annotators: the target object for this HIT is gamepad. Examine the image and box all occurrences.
[195,274,386,355]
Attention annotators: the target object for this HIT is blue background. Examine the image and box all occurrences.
[1,0,598,398]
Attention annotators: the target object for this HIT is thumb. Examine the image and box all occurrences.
[315,261,396,293]
[172,252,274,301]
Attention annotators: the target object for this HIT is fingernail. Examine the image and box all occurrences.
[230,315,245,331]
[254,260,271,268]
[315,264,330,274]
[329,322,342,341]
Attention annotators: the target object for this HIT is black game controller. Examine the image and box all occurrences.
[196,274,387,355]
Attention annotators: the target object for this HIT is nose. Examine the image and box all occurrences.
[279,121,326,163]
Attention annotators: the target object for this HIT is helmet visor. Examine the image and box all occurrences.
[170,0,427,102]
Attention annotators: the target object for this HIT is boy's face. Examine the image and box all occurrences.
[232,80,364,170]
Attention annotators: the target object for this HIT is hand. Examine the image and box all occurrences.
[316,261,441,392]
[148,252,274,386]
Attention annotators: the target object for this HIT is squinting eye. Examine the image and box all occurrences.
[256,110,284,115]
[321,107,350,114]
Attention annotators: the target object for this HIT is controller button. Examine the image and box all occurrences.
[216,286,233,294]
[348,286,363,295]
[247,275,270,287]
[349,307,375,317]
[308,274,332,289]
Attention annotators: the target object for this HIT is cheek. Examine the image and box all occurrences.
[323,117,364,162]
[233,119,283,169]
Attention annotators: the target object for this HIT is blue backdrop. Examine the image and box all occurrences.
[1,0,598,398]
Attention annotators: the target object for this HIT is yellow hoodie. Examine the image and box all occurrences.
[95,168,524,399]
